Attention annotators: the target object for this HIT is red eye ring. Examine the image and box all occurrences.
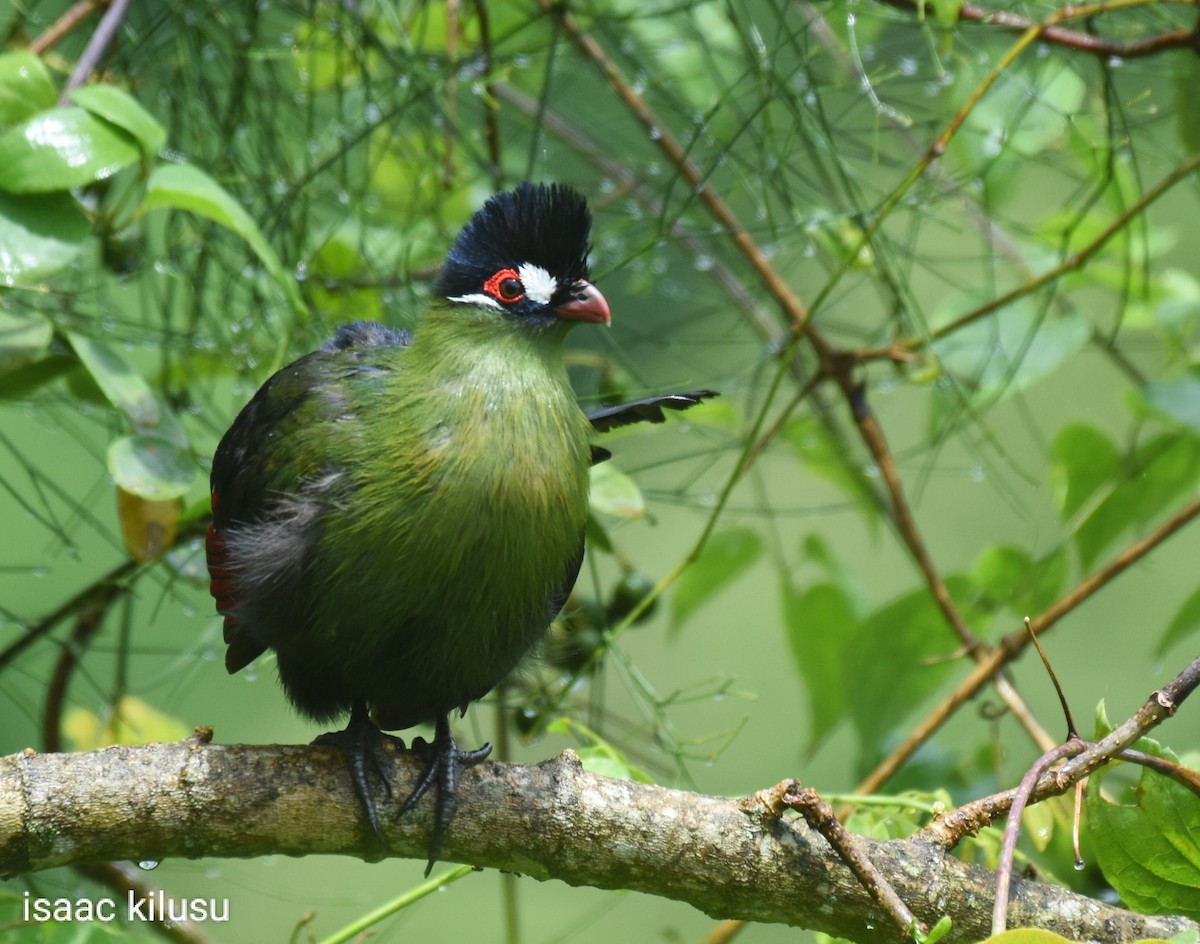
[484,268,525,303]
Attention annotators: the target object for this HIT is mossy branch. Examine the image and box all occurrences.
[1,737,1194,943]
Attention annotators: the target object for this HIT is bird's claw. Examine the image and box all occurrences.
[314,701,405,845]
[401,714,491,875]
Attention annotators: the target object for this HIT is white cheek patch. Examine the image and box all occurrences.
[448,292,503,311]
[517,263,557,306]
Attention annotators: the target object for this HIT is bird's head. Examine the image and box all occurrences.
[435,182,611,328]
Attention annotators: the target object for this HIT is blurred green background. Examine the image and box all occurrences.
[2,0,1199,941]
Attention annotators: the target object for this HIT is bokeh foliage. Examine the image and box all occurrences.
[2,0,1199,940]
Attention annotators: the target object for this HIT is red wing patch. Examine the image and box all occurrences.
[207,490,267,673]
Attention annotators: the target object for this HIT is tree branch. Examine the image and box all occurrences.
[1,738,1194,942]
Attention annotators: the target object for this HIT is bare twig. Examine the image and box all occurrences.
[29,0,105,55]
[857,496,1200,796]
[1119,748,1200,798]
[993,738,1086,935]
[59,0,133,100]
[0,559,135,673]
[468,0,502,187]
[1024,617,1078,740]
[541,0,1057,760]
[700,921,747,944]
[535,0,815,339]
[784,784,923,938]
[864,154,1200,361]
[877,0,1200,59]
[924,653,1200,847]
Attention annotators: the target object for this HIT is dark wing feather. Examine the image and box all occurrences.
[586,390,718,433]
[208,321,409,673]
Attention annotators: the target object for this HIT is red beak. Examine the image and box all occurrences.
[555,282,611,325]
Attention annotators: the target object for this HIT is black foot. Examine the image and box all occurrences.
[401,714,491,875]
[314,701,405,845]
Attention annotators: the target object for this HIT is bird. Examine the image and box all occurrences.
[206,181,716,872]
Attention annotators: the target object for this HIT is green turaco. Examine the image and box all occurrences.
[207,182,715,871]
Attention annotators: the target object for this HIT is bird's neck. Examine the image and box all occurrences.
[399,303,578,404]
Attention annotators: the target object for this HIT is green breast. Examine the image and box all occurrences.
[305,308,593,714]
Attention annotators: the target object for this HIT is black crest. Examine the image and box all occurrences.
[435,182,593,299]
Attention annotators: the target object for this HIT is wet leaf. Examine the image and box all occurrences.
[0,105,141,193]
[117,486,183,562]
[107,434,199,502]
[70,83,166,157]
[589,462,645,519]
[0,310,52,372]
[0,189,91,283]
[672,527,762,630]
[143,162,306,316]
[0,51,57,126]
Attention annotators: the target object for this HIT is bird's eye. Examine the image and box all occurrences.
[483,268,525,304]
[497,277,523,300]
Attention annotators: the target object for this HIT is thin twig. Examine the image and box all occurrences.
[699,921,747,944]
[541,1,1055,756]
[443,0,459,190]
[0,558,136,673]
[59,0,134,101]
[856,495,1200,796]
[1024,617,1078,740]
[468,0,502,188]
[784,783,923,938]
[1119,748,1200,798]
[877,0,1200,59]
[923,653,1200,847]
[29,0,105,55]
[992,738,1086,935]
[536,0,815,339]
[851,150,1200,369]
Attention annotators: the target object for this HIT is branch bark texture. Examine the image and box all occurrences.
[1,739,1194,943]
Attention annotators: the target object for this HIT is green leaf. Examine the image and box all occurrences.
[1049,424,1119,522]
[107,435,199,502]
[67,331,163,430]
[0,310,52,372]
[918,914,953,944]
[782,580,859,752]
[0,189,91,283]
[847,581,976,759]
[780,416,880,527]
[981,931,1077,944]
[588,462,645,519]
[0,105,141,193]
[671,527,762,630]
[962,59,1085,160]
[971,545,1067,617]
[69,83,166,156]
[1177,54,1200,157]
[932,302,1090,423]
[0,51,57,126]
[142,163,306,316]
[63,693,190,749]
[1157,585,1200,657]
[0,353,75,399]
[1143,372,1200,434]
[1087,742,1200,919]
[65,332,187,445]
[1074,433,1200,570]
[584,512,615,555]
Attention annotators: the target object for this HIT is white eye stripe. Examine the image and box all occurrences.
[448,292,503,310]
[517,263,557,306]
